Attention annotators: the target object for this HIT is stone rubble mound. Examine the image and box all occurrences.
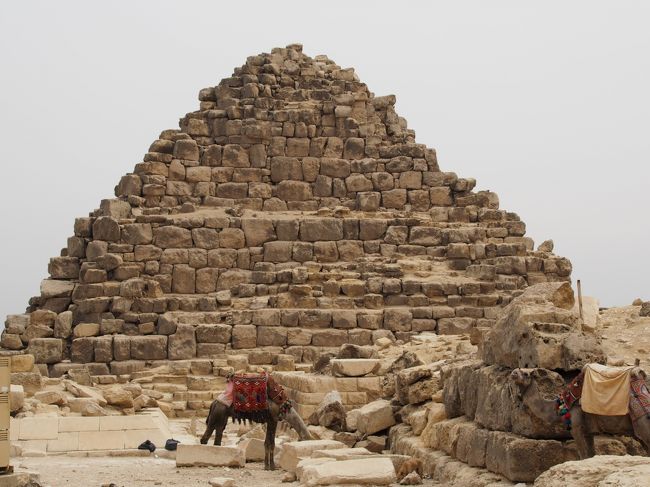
[1,43,572,375]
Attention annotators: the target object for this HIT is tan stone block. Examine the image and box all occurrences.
[78,430,124,450]
[47,432,79,452]
[176,444,245,467]
[334,377,358,392]
[123,428,169,449]
[278,439,346,473]
[17,417,59,440]
[58,416,100,432]
[99,415,158,431]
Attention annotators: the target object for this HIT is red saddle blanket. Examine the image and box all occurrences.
[232,374,268,414]
[629,378,650,422]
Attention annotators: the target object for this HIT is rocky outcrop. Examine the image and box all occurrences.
[533,455,650,486]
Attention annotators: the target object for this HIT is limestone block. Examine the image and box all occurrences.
[300,457,396,486]
[40,279,75,298]
[26,338,63,364]
[176,444,245,467]
[232,325,257,349]
[196,324,231,343]
[485,430,572,483]
[168,324,196,360]
[218,228,245,249]
[18,417,59,440]
[331,359,379,377]
[48,257,80,279]
[58,416,100,432]
[300,219,343,241]
[130,336,168,360]
[174,139,199,160]
[383,309,412,332]
[44,431,79,453]
[320,158,351,178]
[356,400,396,435]
[279,440,346,473]
[153,226,193,248]
[78,430,125,450]
[239,437,265,462]
[241,219,276,247]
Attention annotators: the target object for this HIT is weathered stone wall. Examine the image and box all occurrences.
[1,44,572,370]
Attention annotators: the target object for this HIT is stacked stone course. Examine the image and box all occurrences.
[2,44,572,371]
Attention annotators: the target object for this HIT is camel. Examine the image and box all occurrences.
[200,383,312,471]
[511,367,650,459]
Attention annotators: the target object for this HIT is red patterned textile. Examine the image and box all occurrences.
[233,373,268,414]
[559,371,585,410]
[629,378,650,422]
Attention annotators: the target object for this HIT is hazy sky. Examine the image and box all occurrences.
[1,1,648,323]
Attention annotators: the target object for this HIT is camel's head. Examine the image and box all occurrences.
[631,366,648,381]
[510,368,535,390]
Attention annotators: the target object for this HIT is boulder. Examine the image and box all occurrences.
[480,282,604,371]
[34,390,67,406]
[176,445,245,467]
[102,386,134,408]
[308,391,347,432]
[356,400,396,435]
[300,457,396,486]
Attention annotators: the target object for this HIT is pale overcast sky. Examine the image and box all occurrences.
[1,1,648,322]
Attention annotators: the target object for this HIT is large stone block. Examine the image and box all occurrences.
[300,457,396,486]
[279,440,346,473]
[355,400,396,435]
[168,324,196,360]
[176,445,245,467]
[130,336,168,360]
[26,338,63,364]
[300,219,343,241]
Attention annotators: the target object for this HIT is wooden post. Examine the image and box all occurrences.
[577,279,584,323]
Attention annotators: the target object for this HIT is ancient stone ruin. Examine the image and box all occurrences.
[5,44,616,485]
[1,43,571,373]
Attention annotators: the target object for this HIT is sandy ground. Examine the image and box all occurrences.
[16,455,442,487]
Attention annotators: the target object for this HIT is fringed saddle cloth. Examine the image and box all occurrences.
[629,377,650,423]
[225,372,291,423]
[232,373,269,423]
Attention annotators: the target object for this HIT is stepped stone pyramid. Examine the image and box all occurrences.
[1,44,572,372]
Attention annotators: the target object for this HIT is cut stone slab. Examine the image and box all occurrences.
[300,457,397,486]
[279,439,346,473]
[312,447,373,460]
[355,400,396,435]
[176,444,245,467]
[330,359,380,377]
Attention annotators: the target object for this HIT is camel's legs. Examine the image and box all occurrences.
[570,407,595,459]
[265,416,278,471]
[213,412,228,446]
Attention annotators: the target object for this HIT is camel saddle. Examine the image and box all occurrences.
[225,372,290,423]
[559,364,650,420]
